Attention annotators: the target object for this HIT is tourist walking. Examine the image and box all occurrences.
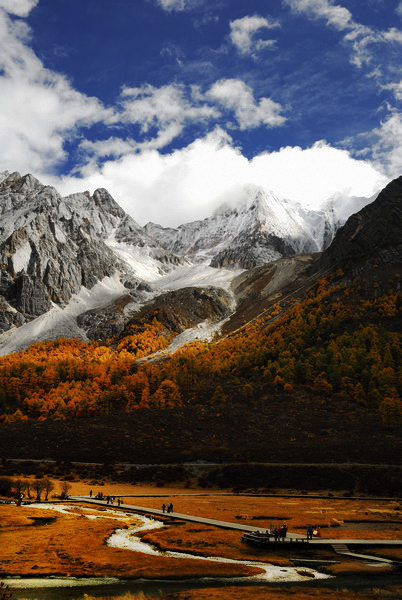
[162,503,166,513]
[306,524,313,540]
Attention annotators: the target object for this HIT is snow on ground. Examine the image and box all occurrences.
[63,273,127,317]
[155,264,242,291]
[106,235,242,290]
[0,307,87,356]
[0,274,127,356]
[12,241,31,273]
[0,261,240,356]
[147,314,232,360]
[106,238,170,281]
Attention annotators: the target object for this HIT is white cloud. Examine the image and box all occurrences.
[284,0,402,68]
[54,130,386,228]
[230,15,279,56]
[156,0,187,12]
[397,2,402,17]
[79,138,136,160]
[0,0,393,234]
[372,110,402,177]
[382,79,402,101]
[118,83,219,150]
[382,27,402,44]
[0,8,111,174]
[0,0,38,18]
[284,0,354,31]
[206,79,286,129]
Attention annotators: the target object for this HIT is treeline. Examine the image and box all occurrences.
[0,475,72,501]
[0,275,401,426]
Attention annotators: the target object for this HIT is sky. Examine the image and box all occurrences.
[0,0,401,227]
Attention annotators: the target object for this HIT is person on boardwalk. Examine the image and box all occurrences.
[89,490,92,498]
[117,498,121,507]
[280,523,287,539]
[162,503,166,513]
[306,524,313,540]
[273,526,280,542]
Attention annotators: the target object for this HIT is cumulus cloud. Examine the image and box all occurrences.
[284,0,354,30]
[206,79,286,129]
[79,80,285,162]
[230,15,279,56]
[382,27,402,44]
[117,83,219,150]
[0,0,38,17]
[0,7,111,174]
[54,129,386,228]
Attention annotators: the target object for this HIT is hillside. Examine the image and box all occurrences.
[0,177,400,492]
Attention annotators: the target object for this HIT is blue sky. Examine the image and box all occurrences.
[0,0,401,225]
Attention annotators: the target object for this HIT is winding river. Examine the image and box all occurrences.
[5,504,331,599]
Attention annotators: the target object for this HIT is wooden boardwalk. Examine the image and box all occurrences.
[69,496,402,551]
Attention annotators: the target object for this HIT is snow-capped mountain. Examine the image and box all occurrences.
[145,186,345,270]
[0,171,380,355]
[0,171,182,333]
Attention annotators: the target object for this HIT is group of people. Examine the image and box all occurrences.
[106,496,121,506]
[254,524,288,540]
[273,523,288,540]
[253,522,322,541]
[89,490,121,506]
[162,502,174,513]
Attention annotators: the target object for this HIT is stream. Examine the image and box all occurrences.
[5,504,398,599]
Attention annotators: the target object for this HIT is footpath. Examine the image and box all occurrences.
[69,495,402,564]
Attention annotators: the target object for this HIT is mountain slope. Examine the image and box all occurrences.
[145,186,344,270]
[319,175,402,269]
[0,171,182,334]
[0,176,400,480]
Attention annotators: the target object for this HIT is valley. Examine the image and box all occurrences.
[0,171,400,600]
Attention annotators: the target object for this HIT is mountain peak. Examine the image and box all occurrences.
[0,173,183,335]
[147,185,336,269]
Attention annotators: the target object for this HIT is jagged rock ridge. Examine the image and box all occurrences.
[145,187,345,270]
[320,176,402,269]
[0,171,182,333]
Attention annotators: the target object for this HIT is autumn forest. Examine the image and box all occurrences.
[0,270,400,430]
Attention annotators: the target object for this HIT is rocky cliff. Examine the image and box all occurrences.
[145,187,342,270]
[0,171,182,333]
[320,176,402,269]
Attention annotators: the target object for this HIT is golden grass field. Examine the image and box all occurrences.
[1,479,402,600]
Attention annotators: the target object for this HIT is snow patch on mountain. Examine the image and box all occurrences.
[145,185,345,270]
[155,264,241,291]
[0,274,129,356]
[145,185,376,271]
